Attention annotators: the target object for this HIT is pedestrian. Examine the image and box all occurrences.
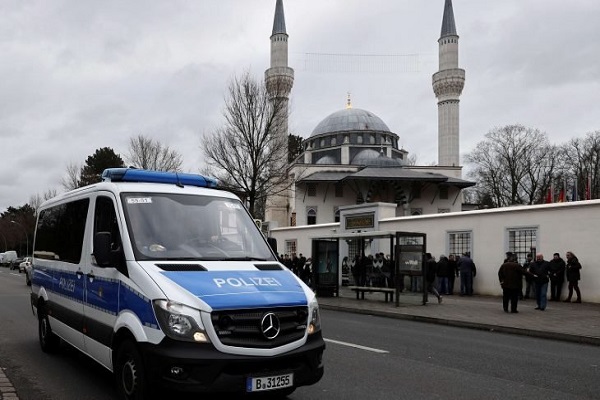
[498,253,525,313]
[564,251,583,303]
[436,255,451,295]
[447,254,458,295]
[458,252,476,296]
[548,252,566,301]
[529,254,550,311]
[425,253,442,303]
[523,253,535,300]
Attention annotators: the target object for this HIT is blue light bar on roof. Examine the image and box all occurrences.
[101,168,218,188]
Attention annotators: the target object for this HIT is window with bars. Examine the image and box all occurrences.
[284,240,297,257]
[335,183,344,197]
[507,228,537,265]
[448,231,472,258]
[307,183,317,197]
[347,240,361,261]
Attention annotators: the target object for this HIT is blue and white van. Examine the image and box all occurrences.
[30,168,324,399]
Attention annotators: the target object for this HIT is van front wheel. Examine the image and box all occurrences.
[115,340,154,400]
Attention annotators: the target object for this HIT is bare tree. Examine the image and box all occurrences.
[465,125,559,207]
[29,189,59,215]
[559,130,600,199]
[202,72,289,217]
[126,134,183,172]
[62,162,81,191]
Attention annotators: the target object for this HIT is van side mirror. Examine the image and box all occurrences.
[93,232,112,267]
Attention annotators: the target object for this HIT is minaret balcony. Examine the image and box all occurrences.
[432,68,465,98]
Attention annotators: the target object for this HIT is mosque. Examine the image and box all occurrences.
[263,0,600,303]
[263,0,474,233]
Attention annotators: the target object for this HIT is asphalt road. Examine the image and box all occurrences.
[1,268,598,400]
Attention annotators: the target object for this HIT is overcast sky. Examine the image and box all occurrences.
[1,0,599,212]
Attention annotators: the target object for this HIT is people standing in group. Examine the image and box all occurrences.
[458,252,476,296]
[523,253,535,300]
[529,254,550,311]
[498,253,525,313]
[436,255,451,295]
[564,251,583,303]
[548,252,566,301]
[447,254,458,295]
[425,253,442,304]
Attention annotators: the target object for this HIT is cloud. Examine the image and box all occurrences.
[0,0,599,211]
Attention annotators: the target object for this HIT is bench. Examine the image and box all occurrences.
[349,286,395,303]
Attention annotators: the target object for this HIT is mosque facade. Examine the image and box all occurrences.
[264,0,473,231]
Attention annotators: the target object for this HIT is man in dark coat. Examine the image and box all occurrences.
[447,254,458,295]
[548,252,566,301]
[425,253,442,303]
[498,254,525,313]
[529,254,550,311]
[436,255,451,295]
[458,252,476,296]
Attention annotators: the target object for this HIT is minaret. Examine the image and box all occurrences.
[265,0,294,141]
[432,0,465,167]
[264,0,294,228]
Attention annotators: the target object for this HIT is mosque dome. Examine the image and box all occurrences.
[315,155,337,165]
[351,149,402,167]
[311,108,391,137]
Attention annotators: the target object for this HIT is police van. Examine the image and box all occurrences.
[30,168,324,399]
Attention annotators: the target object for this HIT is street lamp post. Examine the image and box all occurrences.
[11,221,29,257]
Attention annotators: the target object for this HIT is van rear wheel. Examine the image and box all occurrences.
[115,340,154,400]
[38,305,60,352]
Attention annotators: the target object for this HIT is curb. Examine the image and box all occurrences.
[320,304,600,347]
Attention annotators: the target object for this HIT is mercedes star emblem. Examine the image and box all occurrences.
[260,312,281,340]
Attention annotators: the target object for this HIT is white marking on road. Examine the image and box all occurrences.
[324,338,389,354]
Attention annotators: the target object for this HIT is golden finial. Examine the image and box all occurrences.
[346,92,352,109]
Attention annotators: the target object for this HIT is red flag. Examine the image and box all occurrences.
[545,187,552,203]
[558,188,565,202]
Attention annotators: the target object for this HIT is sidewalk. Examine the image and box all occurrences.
[317,287,600,346]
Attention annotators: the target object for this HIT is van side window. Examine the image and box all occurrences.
[35,199,90,263]
[94,196,125,269]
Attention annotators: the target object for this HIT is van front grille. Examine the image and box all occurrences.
[210,307,308,348]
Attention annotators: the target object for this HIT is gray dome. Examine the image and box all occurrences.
[311,108,391,137]
[315,155,337,165]
[351,149,402,166]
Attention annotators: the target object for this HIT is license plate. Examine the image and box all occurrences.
[246,373,294,392]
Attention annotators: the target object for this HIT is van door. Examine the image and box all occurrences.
[83,194,125,368]
[34,198,90,351]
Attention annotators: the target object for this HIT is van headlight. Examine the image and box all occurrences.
[308,299,321,335]
[153,300,210,343]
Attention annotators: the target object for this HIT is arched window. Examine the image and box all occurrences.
[307,208,317,225]
[334,208,340,223]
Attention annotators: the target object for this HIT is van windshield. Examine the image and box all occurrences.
[121,193,275,262]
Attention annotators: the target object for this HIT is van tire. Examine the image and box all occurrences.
[114,340,153,400]
[38,305,60,353]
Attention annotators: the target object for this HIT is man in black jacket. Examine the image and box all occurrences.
[498,254,525,313]
[548,252,566,301]
[529,254,550,311]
